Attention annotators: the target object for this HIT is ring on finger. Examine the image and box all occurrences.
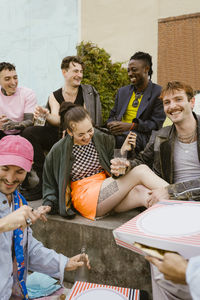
[26,218,32,226]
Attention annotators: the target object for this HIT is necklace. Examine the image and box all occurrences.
[132,92,143,108]
[177,129,197,144]
[176,129,197,154]
[1,88,8,96]
[63,87,78,95]
[62,87,78,102]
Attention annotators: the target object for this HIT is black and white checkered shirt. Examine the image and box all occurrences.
[71,141,103,182]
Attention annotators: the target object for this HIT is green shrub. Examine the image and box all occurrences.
[76,41,130,123]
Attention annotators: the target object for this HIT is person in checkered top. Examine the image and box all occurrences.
[43,102,168,220]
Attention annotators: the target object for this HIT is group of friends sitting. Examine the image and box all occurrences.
[0,51,165,201]
[0,50,200,300]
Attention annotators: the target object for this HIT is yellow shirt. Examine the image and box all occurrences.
[163,117,172,127]
[122,91,143,123]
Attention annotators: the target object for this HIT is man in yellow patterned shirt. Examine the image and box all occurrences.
[107,52,165,152]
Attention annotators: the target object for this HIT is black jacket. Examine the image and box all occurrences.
[107,81,165,152]
[130,113,200,200]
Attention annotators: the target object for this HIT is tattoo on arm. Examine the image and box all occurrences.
[16,113,34,129]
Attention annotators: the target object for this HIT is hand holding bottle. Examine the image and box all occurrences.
[74,247,90,282]
[121,131,137,153]
[65,251,90,272]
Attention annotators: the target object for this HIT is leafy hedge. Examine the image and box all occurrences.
[76,41,130,123]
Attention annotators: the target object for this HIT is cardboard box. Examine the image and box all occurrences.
[68,281,142,299]
[113,200,200,259]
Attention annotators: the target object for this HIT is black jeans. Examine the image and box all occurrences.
[21,125,59,181]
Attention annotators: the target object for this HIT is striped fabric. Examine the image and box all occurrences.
[69,281,140,300]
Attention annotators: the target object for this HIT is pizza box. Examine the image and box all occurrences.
[68,281,145,300]
[113,200,200,259]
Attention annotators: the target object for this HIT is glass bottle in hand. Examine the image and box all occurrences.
[74,246,89,282]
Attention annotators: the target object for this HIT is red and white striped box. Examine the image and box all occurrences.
[68,281,140,300]
[113,200,200,259]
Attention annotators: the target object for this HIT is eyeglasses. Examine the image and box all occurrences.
[132,92,143,108]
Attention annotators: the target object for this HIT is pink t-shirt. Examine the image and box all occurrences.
[0,86,37,134]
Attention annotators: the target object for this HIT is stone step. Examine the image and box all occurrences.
[30,200,152,298]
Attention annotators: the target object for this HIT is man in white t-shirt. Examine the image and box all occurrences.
[0,62,37,138]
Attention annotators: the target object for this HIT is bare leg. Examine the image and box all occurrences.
[117,164,168,190]
[114,185,150,213]
[96,165,168,217]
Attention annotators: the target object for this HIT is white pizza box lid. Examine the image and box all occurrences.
[113,200,200,259]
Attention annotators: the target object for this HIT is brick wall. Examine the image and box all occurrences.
[158,13,200,90]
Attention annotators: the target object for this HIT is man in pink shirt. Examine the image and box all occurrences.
[0,62,37,138]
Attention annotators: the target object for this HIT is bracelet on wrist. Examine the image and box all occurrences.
[129,122,135,131]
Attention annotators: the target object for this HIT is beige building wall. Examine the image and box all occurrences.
[81,0,200,81]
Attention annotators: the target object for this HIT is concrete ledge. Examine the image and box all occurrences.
[31,200,152,297]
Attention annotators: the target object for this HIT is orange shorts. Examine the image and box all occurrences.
[70,172,107,220]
